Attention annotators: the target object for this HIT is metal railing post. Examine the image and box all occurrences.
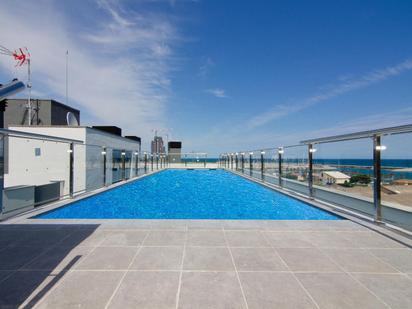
[373,135,382,222]
[156,154,159,169]
[308,144,314,198]
[235,153,238,170]
[278,148,283,187]
[260,151,265,180]
[102,147,107,186]
[69,143,74,197]
[151,154,154,171]
[241,153,244,173]
[144,153,148,173]
[121,150,126,180]
[135,152,139,176]
[249,152,253,176]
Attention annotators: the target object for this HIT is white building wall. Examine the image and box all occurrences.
[6,126,140,196]
[5,127,86,196]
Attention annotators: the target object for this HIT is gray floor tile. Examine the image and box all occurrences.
[277,247,341,271]
[108,271,180,309]
[353,273,412,309]
[150,220,188,230]
[100,230,148,246]
[0,246,46,270]
[22,246,93,271]
[326,220,368,231]
[75,246,138,270]
[303,231,358,248]
[179,271,246,309]
[131,246,184,270]
[223,220,265,230]
[0,270,58,308]
[262,220,293,231]
[239,272,317,309]
[0,271,13,283]
[225,231,269,247]
[58,229,106,247]
[263,231,314,248]
[187,220,223,230]
[296,273,388,309]
[369,248,412,273]
[231,247,287,271]
[187,230,226,246]
[282,220,332,231]
[340,231,405,248]
[37,270,124,309]
[322,248,399,273]
[14,229,72,247]
[183,247,234,271]
[144,230,186,246]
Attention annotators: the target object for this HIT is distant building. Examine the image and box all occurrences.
[151,135,165,154]
[321,171,351,185]
[4,99,80,127]
[393,179,412,186]
[168,141,182,163]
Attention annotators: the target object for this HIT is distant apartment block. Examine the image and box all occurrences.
[168,141,182,163]
[151,135,165,154]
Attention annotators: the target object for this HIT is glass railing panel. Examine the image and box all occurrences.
[313,138,374,217]
[281,145,308,194]
[380,132,412,230]
[250,151,261,179]
[263,149,279,185]
[81,144,105,193]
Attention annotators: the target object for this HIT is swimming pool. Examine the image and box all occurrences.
[35,169,341,220]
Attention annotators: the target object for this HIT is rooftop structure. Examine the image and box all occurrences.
[168,141,182,163]
[4,98,80,127]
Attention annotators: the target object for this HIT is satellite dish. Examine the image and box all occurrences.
[66,112,79,126]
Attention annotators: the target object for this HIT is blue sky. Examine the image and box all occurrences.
[1,0,412,155]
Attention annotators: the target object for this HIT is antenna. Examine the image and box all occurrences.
[0,45,32,124]
[66,50,69,106]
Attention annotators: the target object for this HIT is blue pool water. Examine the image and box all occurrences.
[36,169,341,220]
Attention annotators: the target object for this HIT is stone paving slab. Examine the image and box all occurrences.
[0,219,410,308]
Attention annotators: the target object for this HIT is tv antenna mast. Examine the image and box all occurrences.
[0,45,32,125]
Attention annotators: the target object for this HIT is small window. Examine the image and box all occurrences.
[35,148,41,156]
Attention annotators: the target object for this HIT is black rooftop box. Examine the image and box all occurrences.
[92,126,122,136]
[125,136,141,143]
[168,141,182,149]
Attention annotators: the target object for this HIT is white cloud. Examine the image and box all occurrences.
[205,88,227,98]
[0,0,178,147]
[247,58,412,129]
[198,57,214,77]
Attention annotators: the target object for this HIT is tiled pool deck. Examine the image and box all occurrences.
[0,219,411,308]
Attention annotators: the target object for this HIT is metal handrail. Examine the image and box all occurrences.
[301,124,412,144]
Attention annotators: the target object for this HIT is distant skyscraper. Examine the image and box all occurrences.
[151,135,165,154]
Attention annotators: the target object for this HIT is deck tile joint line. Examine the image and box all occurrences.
[175,229,187,309]
[260,230,322,309]
[104,231,150,309]
[223,229,250,309]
